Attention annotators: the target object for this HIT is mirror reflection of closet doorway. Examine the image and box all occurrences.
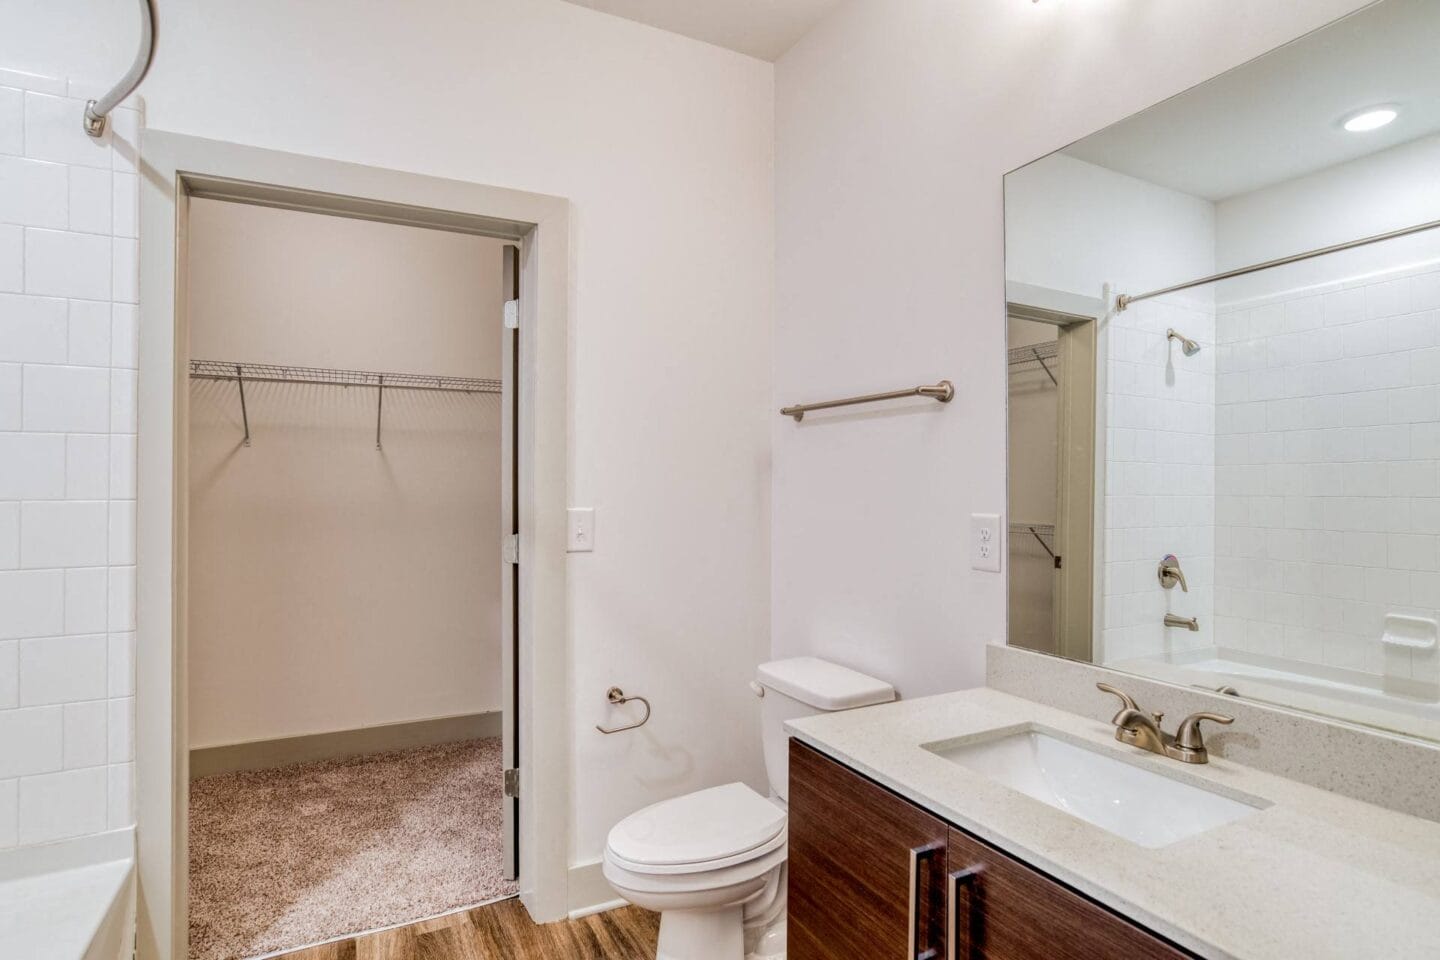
[1007,302,1097,662]
[182,198,520,960]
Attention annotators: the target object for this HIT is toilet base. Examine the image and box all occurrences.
[746,915,786,959]
[657,906,745,960]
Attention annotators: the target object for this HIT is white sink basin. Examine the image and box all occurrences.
[924,726,1267,848]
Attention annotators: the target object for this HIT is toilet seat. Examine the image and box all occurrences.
[605,783,787,875]
[603,841,787,899]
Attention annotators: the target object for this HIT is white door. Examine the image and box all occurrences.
[499,244,520,881]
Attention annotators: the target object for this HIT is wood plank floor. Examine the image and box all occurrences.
[275,898,659,960]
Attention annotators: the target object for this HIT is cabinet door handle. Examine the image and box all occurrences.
[908,843,943,960]
[947,867,980,960]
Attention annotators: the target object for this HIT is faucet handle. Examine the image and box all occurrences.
[1175,711,1233,751]
[1096,682,1140,722]
[1158,554,1189,592]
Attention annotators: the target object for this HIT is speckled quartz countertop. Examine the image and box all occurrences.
[786,687,1440,960]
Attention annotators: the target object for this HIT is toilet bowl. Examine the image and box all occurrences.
[602,658,894,960]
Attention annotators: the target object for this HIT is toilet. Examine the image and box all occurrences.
[603,657,895,960]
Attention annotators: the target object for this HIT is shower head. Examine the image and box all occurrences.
[1167,328,1201,357]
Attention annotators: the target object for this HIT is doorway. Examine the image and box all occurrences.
[135,134,572,960]
[180,197,517,959]
[1006,301,1097,661]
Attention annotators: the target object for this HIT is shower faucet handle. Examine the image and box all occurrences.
[1158,555,1188,592]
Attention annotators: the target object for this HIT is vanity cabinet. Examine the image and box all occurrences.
[788,737,950,959]
[788,741,1195,960]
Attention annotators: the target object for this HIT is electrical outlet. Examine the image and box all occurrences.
[972,513,1001,572]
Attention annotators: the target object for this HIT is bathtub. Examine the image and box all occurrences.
[1114,650,1440,741]
[0,829,135,960]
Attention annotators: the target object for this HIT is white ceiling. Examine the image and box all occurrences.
[1063,0,1440,201]
[560,0,844,61]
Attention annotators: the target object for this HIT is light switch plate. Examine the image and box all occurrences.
[972,513,1001,572]
[567,507,596,553]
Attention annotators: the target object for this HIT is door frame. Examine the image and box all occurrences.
[499,243,520,881]
[135,132,573,960]
[1005,289,1099,663]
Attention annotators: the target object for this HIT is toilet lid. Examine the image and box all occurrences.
[607,783,786,867]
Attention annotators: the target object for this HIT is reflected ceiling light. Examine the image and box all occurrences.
[1342,107,1398,133]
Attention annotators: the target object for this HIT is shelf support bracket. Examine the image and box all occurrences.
[375,375,384,450]
[1026,525,1061,568]
[1032,347,1057,385]
[235,363,251,447]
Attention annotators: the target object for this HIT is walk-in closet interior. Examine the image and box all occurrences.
[1008,317,1061,651]
[183,198,516,960]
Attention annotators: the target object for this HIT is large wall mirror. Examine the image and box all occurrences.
[1004,0,1440,744]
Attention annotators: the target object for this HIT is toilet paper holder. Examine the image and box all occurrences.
[596,686,652,735]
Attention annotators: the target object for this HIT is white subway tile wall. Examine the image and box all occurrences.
[0,68,140,850]
[1102,295,1217,665]
[1215,261,1440,689]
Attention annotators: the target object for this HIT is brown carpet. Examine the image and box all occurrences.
[189,738,516,960]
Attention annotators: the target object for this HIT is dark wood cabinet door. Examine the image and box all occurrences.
[946,828,1194,960]
[789,740,950,960]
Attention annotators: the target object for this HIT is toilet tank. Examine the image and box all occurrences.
[755,657,895,802]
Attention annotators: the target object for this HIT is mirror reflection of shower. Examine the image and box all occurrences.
[1166,328,1201,356]
[1002,0,1440,749]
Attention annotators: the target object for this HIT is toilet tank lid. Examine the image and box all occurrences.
[756,657,895,710]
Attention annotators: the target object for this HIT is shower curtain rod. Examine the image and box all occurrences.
[1115,214,1440,312]
[83,0,157,138]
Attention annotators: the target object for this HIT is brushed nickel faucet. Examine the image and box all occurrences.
[1096,683,1233,764]
[1159,556,1200,630]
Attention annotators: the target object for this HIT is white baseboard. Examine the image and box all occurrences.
[189,711,502,778]
[567,859,625,919]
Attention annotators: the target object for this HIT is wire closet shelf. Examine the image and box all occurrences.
[189,359,502,449]
[1006,340,1057,367]
[189,360,501,394]
[1008,340,1059,385]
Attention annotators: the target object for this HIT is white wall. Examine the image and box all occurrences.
[0,68,140,851]
[772,0,1373,697]
[1006,153,1216,300]
[5,0,773,866]
[186,199,507,749]
[1217,134,1440,302]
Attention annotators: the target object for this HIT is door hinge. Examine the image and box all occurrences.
[503,767,520,797]
[503,299,520,329]
[503,533,519,564]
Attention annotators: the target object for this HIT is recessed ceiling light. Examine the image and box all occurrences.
[1342,107,1398,133]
